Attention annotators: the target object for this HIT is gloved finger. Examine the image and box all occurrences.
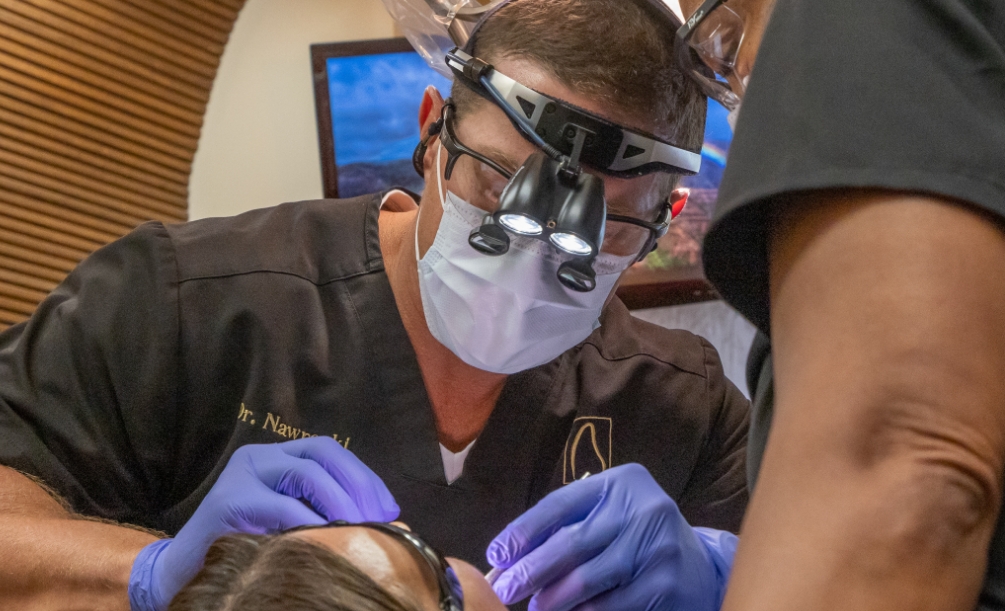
[556,583,638,611]
[261,455,367,523]
[529,548,634,611]
[693,526,739,577]
[488,475,608,568]
[492,517,619,605]
[280,437,399,521]
[226,483,329,533]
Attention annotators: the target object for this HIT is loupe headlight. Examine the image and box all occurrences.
[476,152,605,257]
[491,162,551,236]
[550,169,605,257]
[468,151,606,292]
[550,233,592,256]
[498,214,543,236]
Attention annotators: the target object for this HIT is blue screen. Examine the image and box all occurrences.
[327,52,452,198]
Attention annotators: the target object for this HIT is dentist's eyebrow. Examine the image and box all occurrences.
[476,144,522,174]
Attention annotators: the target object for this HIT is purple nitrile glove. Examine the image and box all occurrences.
[129,437,399,611]
[487,463,737,611]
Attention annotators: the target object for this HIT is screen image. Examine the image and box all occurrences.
[312,38,733,307]
[326,51,452,198]
[624,99,732,287]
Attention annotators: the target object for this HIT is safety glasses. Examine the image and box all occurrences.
[285,521,464,611]
[676,0,746,110]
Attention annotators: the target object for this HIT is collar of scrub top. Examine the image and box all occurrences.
[285,520,464,611]
[444,47,702,178]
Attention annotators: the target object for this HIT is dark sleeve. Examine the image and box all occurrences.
[703,0,1005,332]
[744,332,774,492]
[677,338,750,534]
[0,222,180,525]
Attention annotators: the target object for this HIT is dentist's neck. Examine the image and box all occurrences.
[378,191,506,453]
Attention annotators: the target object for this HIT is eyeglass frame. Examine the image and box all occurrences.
[677,0,728,40]
[427,100,673,262]
[284,520,464,611]
[675,0,746,111]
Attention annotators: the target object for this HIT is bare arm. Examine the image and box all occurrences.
[723,190,1005,611]
[0,466,157,611]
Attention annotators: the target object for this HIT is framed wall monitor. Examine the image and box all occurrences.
[311,37,734,309]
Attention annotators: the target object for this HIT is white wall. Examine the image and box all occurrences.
[189,0,395,220]
[632,301,757,398]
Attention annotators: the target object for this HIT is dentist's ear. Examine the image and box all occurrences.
[413,86,446,178]
[420,87,445,161]
[418,85,444,129]
[670,188,690,220]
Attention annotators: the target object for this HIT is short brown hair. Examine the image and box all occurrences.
[168,534,423,611]
[453,0,706,153]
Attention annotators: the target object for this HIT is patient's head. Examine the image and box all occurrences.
[168,522,505,611]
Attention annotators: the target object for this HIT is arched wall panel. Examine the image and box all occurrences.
[0,0,247,329]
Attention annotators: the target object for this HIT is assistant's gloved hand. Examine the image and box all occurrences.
[486,463,737,611]
[128,437,399,611]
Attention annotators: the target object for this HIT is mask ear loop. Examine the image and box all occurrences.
[436,141,447,209]
[417,142,448,263]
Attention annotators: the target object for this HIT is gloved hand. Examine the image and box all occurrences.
[129,437,399,611]
[486,463,737,611]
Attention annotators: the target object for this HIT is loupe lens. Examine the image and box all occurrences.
[498,213,543,235]
[550,232,593,256]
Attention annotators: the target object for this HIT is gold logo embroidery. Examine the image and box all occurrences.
[563,417,612,484]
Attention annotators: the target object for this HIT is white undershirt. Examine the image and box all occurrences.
[439,439,477,485]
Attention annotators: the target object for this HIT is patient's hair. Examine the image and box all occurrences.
[453,0,706,153]
[168,534,422,611]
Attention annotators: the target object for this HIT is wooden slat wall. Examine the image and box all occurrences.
[0,0,247,329]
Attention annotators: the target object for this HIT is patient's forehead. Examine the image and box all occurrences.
[291,526,439,611]
[290,525,508,611]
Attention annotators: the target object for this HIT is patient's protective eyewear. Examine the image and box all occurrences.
[286,521,464,611]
